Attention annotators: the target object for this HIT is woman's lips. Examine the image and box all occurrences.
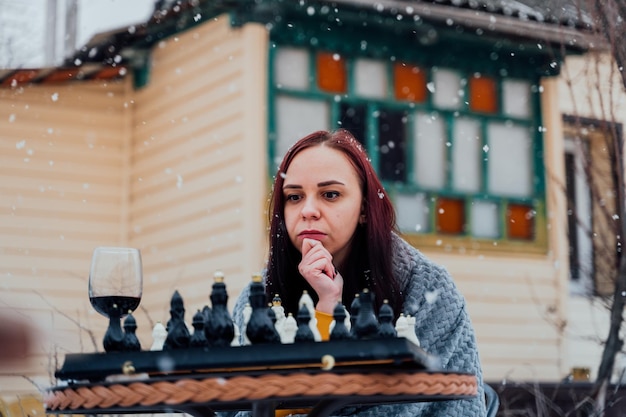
[299,231,326,240]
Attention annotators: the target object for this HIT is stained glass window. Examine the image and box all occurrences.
[271,45,543,250]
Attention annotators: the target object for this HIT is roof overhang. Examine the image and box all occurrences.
[323,0,604,52]
[0,0,605,88]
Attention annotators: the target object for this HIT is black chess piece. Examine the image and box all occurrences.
[377,299,397,338]
[272,294,282,306]
[329,302,352,340]
[103,318,125,353]
[202,306,211,326]
[349,293,360,337]
[164,290,190,349]
[122,312,141,351]
[190,309,209,347]
[267,303,277,325]
[246,275,281,344]
[353,288,379,339]
[204,271,235,347]
[294,303,315,342]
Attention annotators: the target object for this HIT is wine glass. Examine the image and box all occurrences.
[88,247,142,352]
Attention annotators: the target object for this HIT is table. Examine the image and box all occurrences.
[44,338,478,417]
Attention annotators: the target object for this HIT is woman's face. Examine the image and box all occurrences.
[282,145,363,268]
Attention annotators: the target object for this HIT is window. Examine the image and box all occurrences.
[563,117,623,296]
[271,45,545,251]
[564,137,593,295]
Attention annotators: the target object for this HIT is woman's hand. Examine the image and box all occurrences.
[299,238,343,314]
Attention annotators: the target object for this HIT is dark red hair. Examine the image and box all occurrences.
[265,129,402,318]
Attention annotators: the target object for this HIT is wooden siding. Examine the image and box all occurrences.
[556,53,626,384]
[0,15,269,401]
[130,16,269,343]
[429,251,566,382]
[0,80,132,398]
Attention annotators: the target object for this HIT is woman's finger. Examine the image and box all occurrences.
[300,240,335,279]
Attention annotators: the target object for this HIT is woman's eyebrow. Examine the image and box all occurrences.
[283,180,345,189]
[318,180,345,187]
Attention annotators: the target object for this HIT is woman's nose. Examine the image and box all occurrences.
[301,198,320,219]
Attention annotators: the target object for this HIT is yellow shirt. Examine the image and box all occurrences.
[274,310,333,417]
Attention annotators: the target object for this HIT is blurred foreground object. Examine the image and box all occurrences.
[0,310,34,365]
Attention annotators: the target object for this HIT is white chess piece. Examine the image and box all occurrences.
[281,313,298,344]
[396,314,420,347]
[231,323,241,347]
[241,303,252,346]
[343,307,351,332]
[271,303,286,338]
[299,291,321,341]
[150,322,167,351]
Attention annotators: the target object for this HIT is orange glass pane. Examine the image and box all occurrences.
[436,198,465,234]
[394,63,427,102]
[317,52,347,93]
[507,204,534,240]
[469,75,497,113]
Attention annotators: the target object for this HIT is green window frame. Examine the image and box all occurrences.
[268,42,547,254]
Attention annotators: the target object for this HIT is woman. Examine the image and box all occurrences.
[231,129,487,416]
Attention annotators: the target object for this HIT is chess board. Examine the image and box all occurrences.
[45,275,478,417]
[55,337,437,382]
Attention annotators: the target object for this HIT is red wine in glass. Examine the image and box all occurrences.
[89,296,141,319]
[89,247,142,352]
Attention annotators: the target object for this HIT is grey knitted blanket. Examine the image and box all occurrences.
[226,234,487,417]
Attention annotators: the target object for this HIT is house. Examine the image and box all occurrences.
[0,0,624,411]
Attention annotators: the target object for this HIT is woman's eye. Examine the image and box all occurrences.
[323,191,340,200]
[286,194,301,202]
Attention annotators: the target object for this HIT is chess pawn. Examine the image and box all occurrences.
[245,274,281,344]
[377,300,397,338]
[190,310,208,347]
[353,288,379,339]
[395,313,408,336]
[280,313,298,344]
[122,312,141,351]
[294,304,315,342]
[330,304,351,334]
[150,322,167,351]
[299,291,321,341]
[329,302,352,340]
[164,290,190,349]
[205,271,235,347]
[240,303,252,346]
[271,294,287,337]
